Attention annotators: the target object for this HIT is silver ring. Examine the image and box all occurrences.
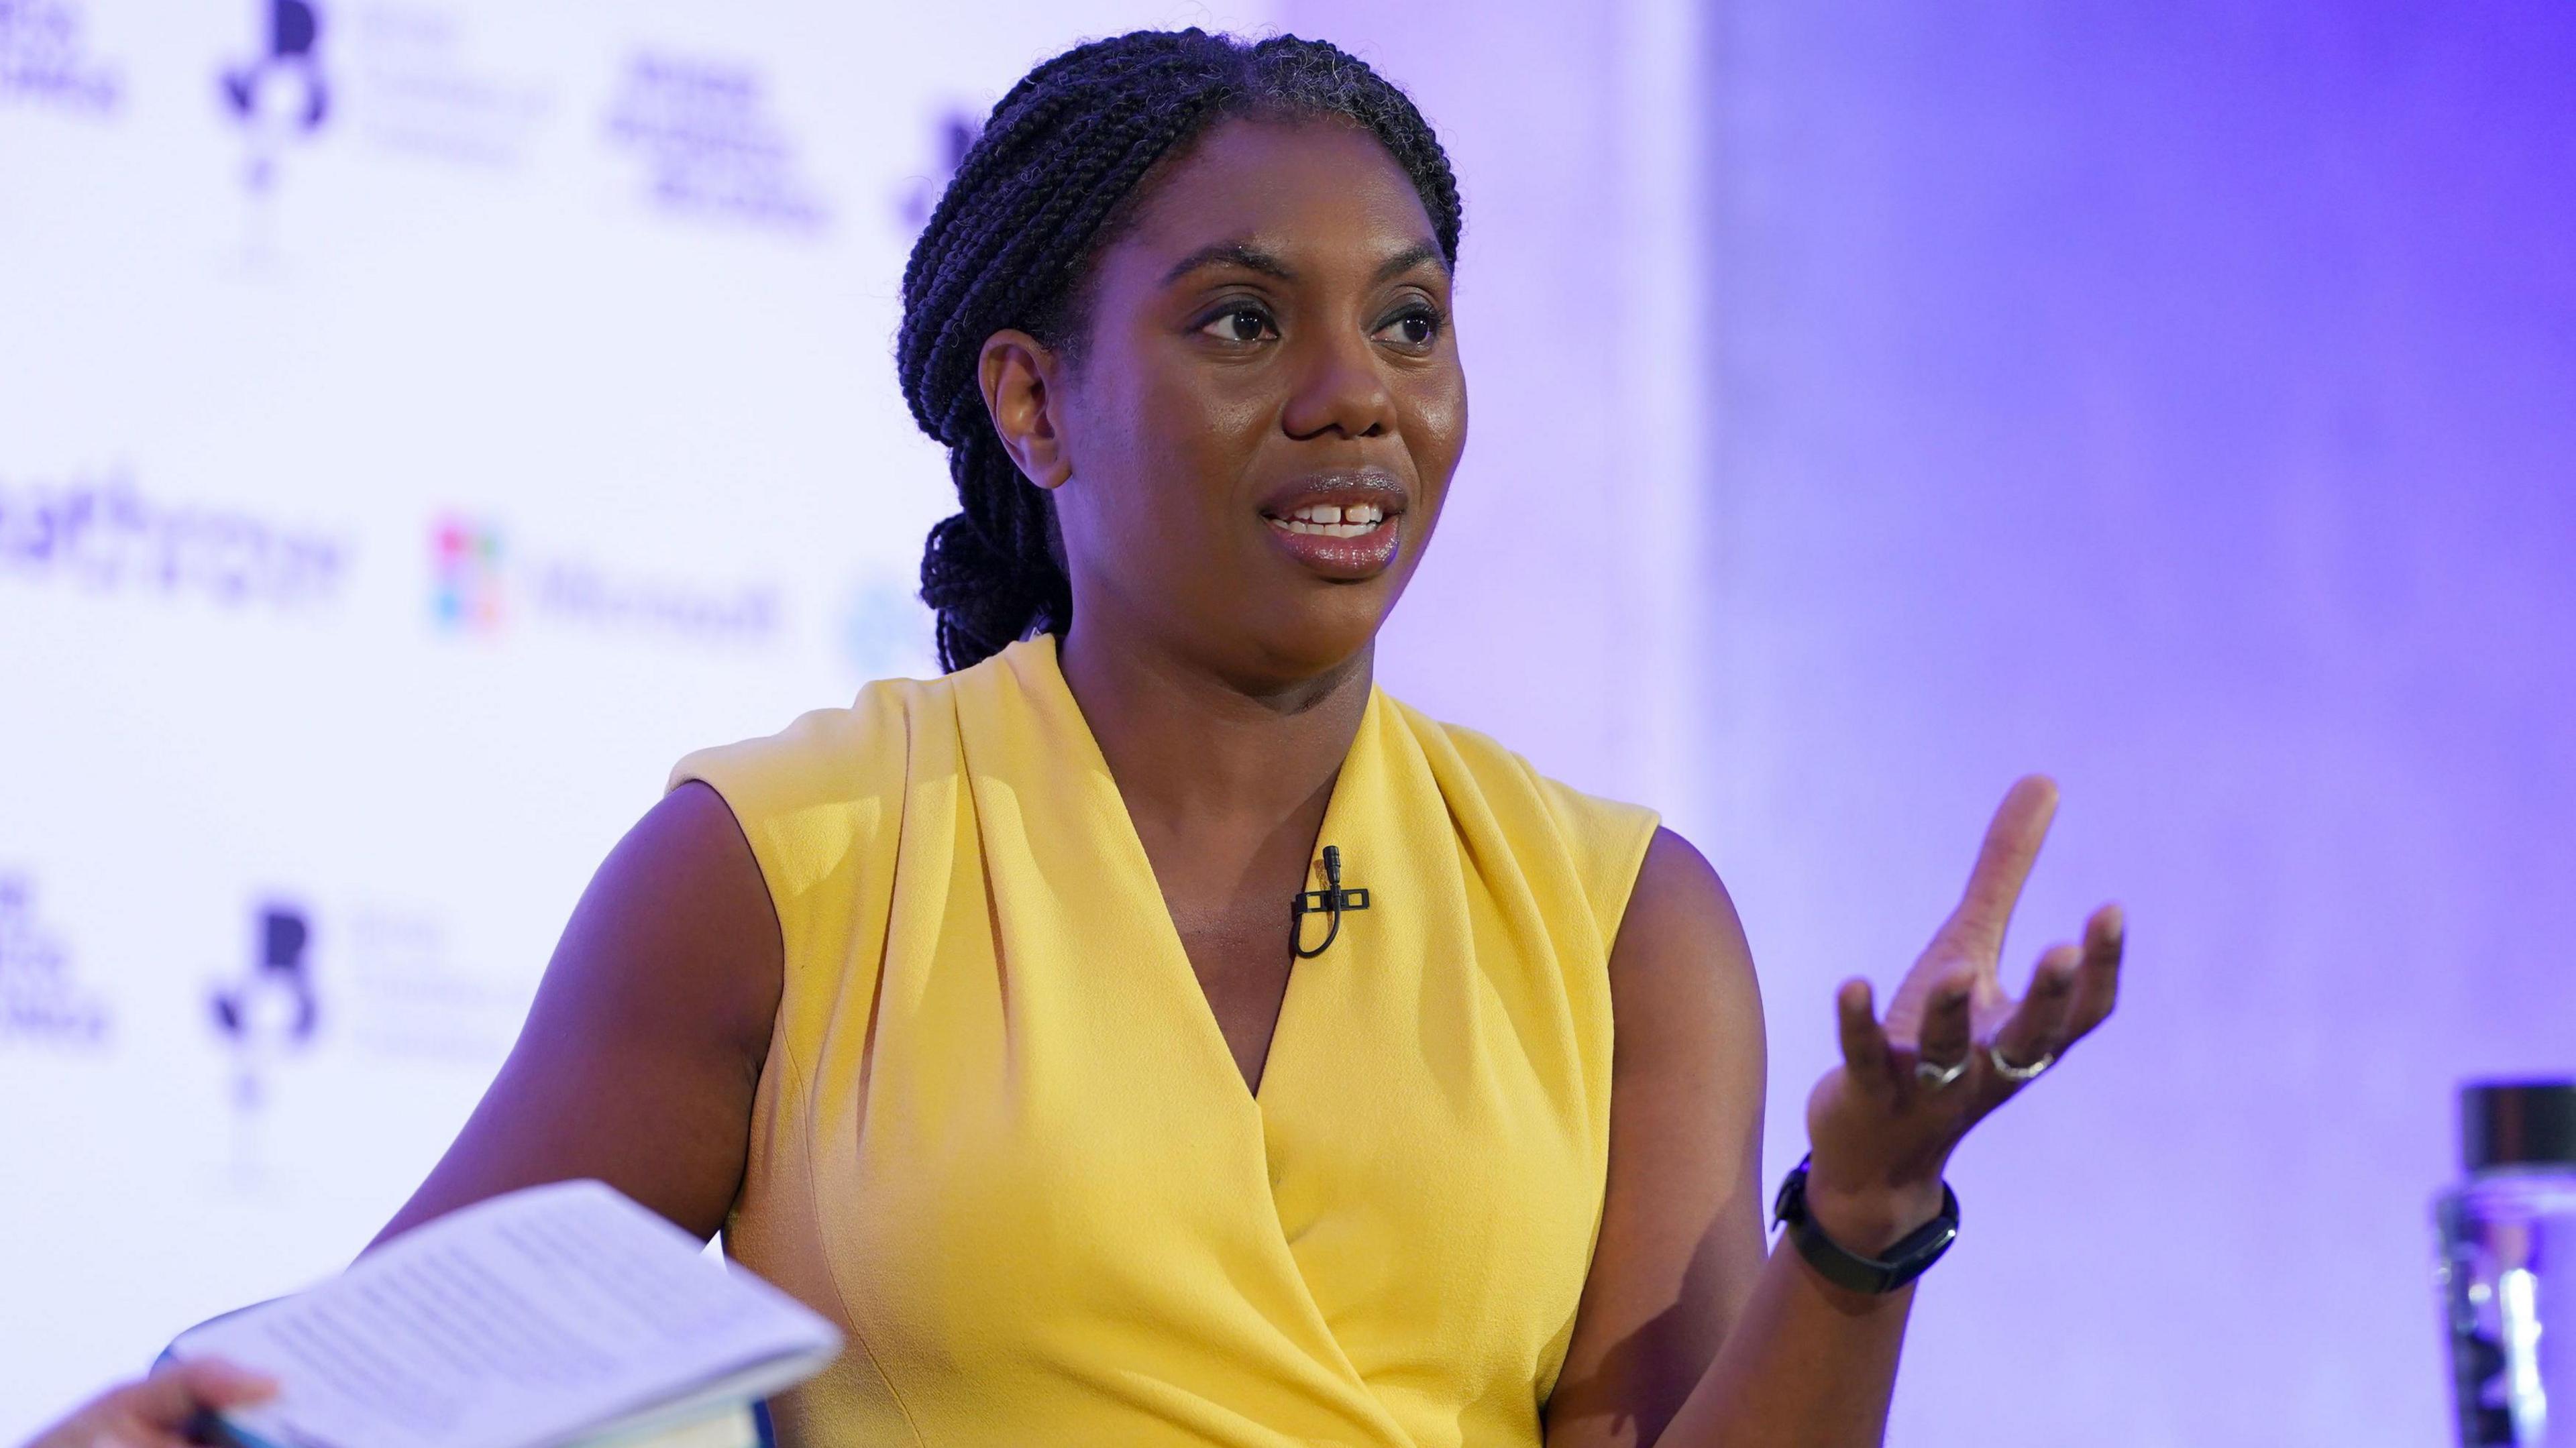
[1914,1056,1968,1089]
[1988,1043,2054,1082]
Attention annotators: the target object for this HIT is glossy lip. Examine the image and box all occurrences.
[1256,468,1411,581]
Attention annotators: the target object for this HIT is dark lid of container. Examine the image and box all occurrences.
[2462,1080,2576,1172]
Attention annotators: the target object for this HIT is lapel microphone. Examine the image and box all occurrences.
[1290,844,1371,960]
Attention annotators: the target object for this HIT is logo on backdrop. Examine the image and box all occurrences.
[0,873,109,1046]
[335,909,517,1058]
[205,904,519,1073]
[431,514,505,631]
[209,902,318,1182]
[894,105,982,231]
[210,903,320,1084]
[203,896,519,1181]
[341,5,549,168]
[221,0,329,194]
[216,0,551,259]
[428,513,780,647]
[604,52,828,233]
[0,0,123,117]
[0,469,349,609]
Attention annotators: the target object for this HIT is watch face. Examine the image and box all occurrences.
[1775,1164,1960,1294]
[1890,1220,1958,1276]
[1871,1186,1962,1289]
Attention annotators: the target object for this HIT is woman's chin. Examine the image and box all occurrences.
[1236,590,1399,688]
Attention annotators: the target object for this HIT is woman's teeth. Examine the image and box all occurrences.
[1271,503,1387,538]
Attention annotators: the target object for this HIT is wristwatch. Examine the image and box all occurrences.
[1771,1155,1960,1294]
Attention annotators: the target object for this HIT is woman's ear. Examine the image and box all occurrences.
[977,330,1073,490]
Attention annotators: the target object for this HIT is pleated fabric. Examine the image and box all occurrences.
[672,637,1658,1448]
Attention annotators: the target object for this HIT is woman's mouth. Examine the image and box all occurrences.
[1269,502,1388,538]
[1257,472,1410,580]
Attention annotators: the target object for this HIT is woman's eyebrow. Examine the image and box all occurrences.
[1372,241,1446,284]
[1161,241,1295,286]
[1157,239,1448,289]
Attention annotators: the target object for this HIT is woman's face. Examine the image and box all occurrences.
[992,116,1467,691]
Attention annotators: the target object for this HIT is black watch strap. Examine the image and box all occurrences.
[1771,1155,1960,1295]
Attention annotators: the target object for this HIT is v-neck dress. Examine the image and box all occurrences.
[671,637,1658,1448]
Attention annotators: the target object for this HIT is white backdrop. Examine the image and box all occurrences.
[5,0,1716,1434]
[0,0,1346,1431]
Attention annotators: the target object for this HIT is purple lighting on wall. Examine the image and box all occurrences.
[1701,3,2576,1443]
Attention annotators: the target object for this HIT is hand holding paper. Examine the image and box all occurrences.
[170,1181,840,1448]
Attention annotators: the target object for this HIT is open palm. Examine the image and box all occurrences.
[1803,776,2125,1230]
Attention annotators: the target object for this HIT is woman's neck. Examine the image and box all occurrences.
[1055,623,1373,846]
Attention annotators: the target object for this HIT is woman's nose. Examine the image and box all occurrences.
[1281,328,1398,441]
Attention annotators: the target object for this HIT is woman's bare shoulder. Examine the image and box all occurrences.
[370,781,784,1249]
[1552,826,1768,1447]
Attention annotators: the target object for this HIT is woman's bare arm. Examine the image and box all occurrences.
[369,780,784,1249]
[1551,782,2124,1447]
[1546,827,1788,1448]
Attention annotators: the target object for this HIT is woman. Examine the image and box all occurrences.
[376,30,2122,1448]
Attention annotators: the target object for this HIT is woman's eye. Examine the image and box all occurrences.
[1201,306,1275,344]
[1377,309,1441,349]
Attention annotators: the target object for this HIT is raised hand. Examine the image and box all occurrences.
[1800,775,2125,1253]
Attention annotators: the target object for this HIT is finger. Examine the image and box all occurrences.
[1935,775,2059,962]
[97,1423,194,1448]
[66,1403,195,1448]
[174,1357,279,1410]
[2061,903,2125,1043]
[60,1426,154,1448]
[121,1358,279,1429]
[1913,970,1975,1072]
[1835,979,1893,1094]
[1988,942,2082,1079]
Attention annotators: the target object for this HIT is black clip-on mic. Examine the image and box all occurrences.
[1291,844,1371,959]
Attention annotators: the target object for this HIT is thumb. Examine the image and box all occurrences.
[127,1357,280,1427]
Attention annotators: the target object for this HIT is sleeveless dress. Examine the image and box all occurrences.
[670,637,1658,1448]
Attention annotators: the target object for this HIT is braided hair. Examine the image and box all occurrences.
[899,30,1463,672]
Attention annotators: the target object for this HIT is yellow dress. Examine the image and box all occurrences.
[672,637,1658,1447]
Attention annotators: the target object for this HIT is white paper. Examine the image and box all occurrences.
[172,1180,840,1448]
